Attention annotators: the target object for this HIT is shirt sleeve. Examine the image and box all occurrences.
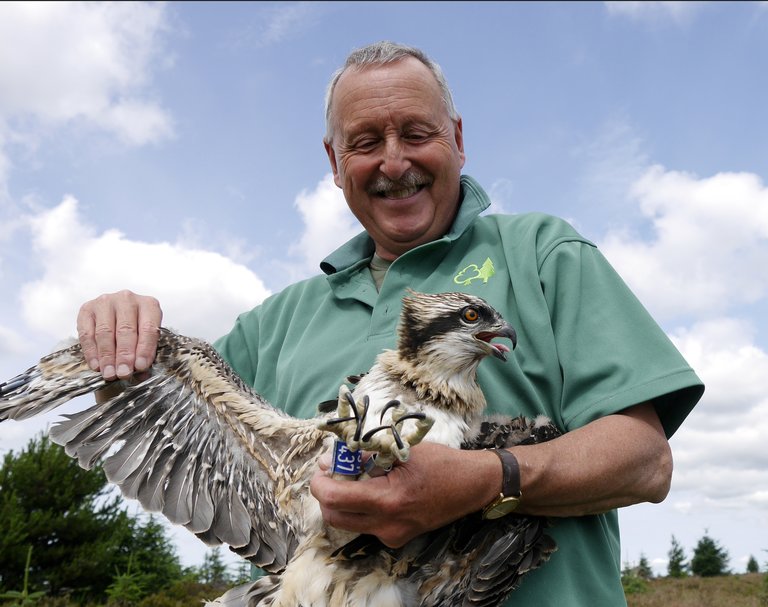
[538,239,704,437]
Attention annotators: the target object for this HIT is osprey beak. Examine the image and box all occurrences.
[476,322,517,361]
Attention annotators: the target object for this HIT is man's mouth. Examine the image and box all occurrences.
[379,184,425,199]
[368,171,432,200]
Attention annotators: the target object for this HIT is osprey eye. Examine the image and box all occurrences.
[462,307,479,323]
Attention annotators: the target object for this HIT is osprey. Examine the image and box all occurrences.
[0,291,559,607]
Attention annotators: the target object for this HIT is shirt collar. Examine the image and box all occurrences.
[320,174,491,276]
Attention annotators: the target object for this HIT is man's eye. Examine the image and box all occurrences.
[353,138,378,150]
[404,132,428,142]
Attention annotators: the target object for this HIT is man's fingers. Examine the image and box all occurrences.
[321,507,369,535]
[317,452,332,472]
[114,293,140,379]
[76,306,100,373]
[78,293,120,379]
[76,290,162,380]
[135,299,162,372]
[311,473,369,528]
[311,469,385,514]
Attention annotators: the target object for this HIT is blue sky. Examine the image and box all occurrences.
[1,1,767,576]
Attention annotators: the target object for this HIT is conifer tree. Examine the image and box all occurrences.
[0,435,182,602]
[0,435,133,598]
[200,547,231,586]
[127,515,183,595]
[667,535,688,578]
[637,553,653,580]
[691,532,730,577]
[747,555,759,573]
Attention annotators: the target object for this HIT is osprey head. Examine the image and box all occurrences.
[397,291,517,364]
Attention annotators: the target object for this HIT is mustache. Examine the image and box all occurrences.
[367,170,432,195]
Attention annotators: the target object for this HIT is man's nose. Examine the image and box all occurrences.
[379,136,412,180]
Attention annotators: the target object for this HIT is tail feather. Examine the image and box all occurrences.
[205,575,281,606]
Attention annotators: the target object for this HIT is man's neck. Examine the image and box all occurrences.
[369,253,393,291]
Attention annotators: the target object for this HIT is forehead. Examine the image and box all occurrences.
[330,58,448,135]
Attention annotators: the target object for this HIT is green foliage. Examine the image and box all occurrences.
[0,435,180,604]
[123,516,182,596]
[622,572,650,595]
[691,532,730,577]
[106,556,145,606]
[761,572,768,607]
[747,555,760,574]
[231,560,252,585]
[198,548,231,586]
[625,574,765,607]
[0,546,46,606]
[622,561,651,595]
[0,434,134,599]
[135,578,224,607]
[667,534,688,578]
[637,554,653,580]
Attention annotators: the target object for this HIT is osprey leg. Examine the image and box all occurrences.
[317,385,434,472]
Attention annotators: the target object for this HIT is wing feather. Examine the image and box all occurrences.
[213,486,252,548]
[0,328,330,572]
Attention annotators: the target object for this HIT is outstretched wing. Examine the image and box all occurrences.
[0,328,330,572]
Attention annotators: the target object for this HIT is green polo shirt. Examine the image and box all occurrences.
[215,175,704,606]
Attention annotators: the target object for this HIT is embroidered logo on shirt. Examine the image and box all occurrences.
[454,258,495,285]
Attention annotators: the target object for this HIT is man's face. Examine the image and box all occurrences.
[324,57,466,261]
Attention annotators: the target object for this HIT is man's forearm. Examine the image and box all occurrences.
[509,401,672,517]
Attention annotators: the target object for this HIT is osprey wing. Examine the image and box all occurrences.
[0,328,329,572]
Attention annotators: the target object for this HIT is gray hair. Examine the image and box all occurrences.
[323,41,459,142]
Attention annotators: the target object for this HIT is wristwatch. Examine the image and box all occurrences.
[482,449,522,520]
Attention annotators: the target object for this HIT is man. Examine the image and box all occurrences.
[77,42,704,606]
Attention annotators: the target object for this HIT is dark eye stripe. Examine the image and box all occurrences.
[399,302,497,360]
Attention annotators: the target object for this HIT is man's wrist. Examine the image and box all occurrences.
[482,449,522,519]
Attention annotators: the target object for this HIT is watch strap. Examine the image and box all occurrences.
[490,448,521,498]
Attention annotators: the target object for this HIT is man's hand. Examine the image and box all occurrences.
[77,290,163,380]
[310,442,501,548]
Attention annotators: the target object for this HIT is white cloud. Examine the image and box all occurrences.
[487,178,515,215]
[671,501,693,515]
[90,97,173,146]
[0,131,10,201]
[0,1,173,157]
[258,2,318,47]
[0,324,26,357]
[604,1,705,24]
[595,165,768,510]
[573,117,650,216]
[19,196,270,342]
[600,166,768,321]
[671,319,768,415]
[665,319,768,506]
[226,2,322,50]
[290,173,360,275]
[176,217,263,268]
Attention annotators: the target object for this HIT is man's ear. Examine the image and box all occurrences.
[454,117,466,169]
[324,139,342,188]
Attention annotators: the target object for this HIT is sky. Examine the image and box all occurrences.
[0,0,767,577]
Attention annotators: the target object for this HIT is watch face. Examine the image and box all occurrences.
[483,495,520,520]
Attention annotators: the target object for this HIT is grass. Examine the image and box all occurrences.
[626,573,766,607]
